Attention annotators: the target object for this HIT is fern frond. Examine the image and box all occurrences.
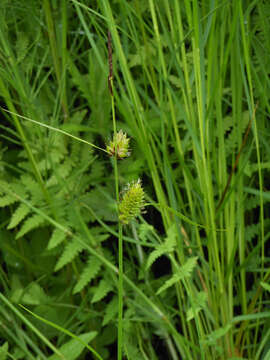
[186,291,207,321]
[15,32,29,64]
[245,196,261,211]
[16,214,46,239]
[9,182,28,198]
[124,341,141,360]
[54,238,85,271]
[225,111,250,152]
[0,180,9,194]
[47,158,74,187]
[102,296,118,326]
[20,175,42,202]
[245,161,270,178]
[203,324,232,346]
[245,219,270,242]
[146,224,177,270]
[246,223,260,242]
[156,257,198,295]
[8,203,31,229]
[0,194,18,207]
[91,279,113,303]
[138,223,154,242]
[88,162,105,182]
[73,256,102,294]
[47,228,67,250]
[123,322,141,360]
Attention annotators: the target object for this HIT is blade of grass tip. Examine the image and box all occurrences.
[1,108,108,154]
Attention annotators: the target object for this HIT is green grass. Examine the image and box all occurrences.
[0,1,269,359]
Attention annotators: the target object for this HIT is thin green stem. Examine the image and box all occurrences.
[109,77,123,360]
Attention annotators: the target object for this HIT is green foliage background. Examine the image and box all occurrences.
[0,0,269,359]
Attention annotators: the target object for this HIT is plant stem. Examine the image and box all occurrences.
[109,72,123,359]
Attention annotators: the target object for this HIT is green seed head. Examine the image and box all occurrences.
[119,179,146,224]
[106,130,131,159]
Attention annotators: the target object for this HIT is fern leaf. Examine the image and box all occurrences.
[47,228,66,250]
[186,291,207,321]
[124,341,141,360]
[146,244,167,270]
[138,223,154,242]
[225,111,249,152]
[156,257,198,295]
[123,321,142,360]
[245,223,260,242]
[245,196,260,211]
[9,182,27,198]
[47,158,74,187]
[16,214,45,239]
[102,296,118,326]
[146,224,177,270]
[203,324,232,346]
[20,175,42,202]
[91,279,112,303]
[73,256,102,294]
[15,32,29,64]
[54,239,85,271]
[260,282,270,293]
[8,203,31,229]
[0,194,18,207]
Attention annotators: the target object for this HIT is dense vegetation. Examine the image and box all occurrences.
[0,1,269,359]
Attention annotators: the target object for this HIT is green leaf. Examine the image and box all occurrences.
[47,228,67,250]
[0,194,17,207]
[202,324,232,345]
[16,214,46,239]
[8,203,30,229]
[21,283,51,305]
[54,239,85,272]
[261,282,270,292]
[0,342,8,360]
[73,256,102,294]
[156,257,198,295]
[91,279,113,303]
[48,332,98,360]
[15,32,29,64]
[138,223,154,242]
[146,224,177,269]
[186,291,207,321]
[102,296,118,326]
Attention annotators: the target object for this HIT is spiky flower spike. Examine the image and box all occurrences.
[106,130,131,159]
[119,179,146,224]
